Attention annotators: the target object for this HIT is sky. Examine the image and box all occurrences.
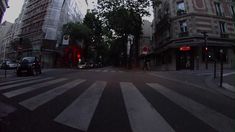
[2,0,24,23]
[2,0,153,24]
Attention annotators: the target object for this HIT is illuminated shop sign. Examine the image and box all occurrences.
[180,46,191,51]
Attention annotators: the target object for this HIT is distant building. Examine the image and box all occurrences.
[19,0,86,67]
[153,0,235,70]
[0,0,9,23]
[0,21,13,61]
[138,20,154,67]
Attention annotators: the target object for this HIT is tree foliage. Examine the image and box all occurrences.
[97,0,152,66]
[62,22,91,42]
[98,0,150,37]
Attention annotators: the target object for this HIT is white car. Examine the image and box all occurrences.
[0,60,17,69]
[78,62,88,69]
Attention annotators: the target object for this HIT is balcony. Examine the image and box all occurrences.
[220,33,229,38]
[177,9,187,16]
[178,32,189,38]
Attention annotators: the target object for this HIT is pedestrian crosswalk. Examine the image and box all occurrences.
[82,69,124,73]
[0,77,234,132]
[120,82,175,132]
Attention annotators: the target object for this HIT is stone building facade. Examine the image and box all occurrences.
[0,21,12,61]
[153,0,235,70]
[19,0,85,67]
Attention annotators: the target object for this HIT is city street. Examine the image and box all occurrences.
[0,67,234,132]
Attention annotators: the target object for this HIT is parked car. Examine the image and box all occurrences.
[16,57,42,76]
[78,62,88,69]
[0,60,17,69]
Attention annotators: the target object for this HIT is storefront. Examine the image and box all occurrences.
[176,46,194,70]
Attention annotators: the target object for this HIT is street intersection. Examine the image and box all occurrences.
[0,67,234,132]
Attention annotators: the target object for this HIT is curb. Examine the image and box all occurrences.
[205,76,235,99]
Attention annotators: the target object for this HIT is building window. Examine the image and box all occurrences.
[214,2,223,16]
[219,22,226,33]
[234,24,235,33]
[219,21,229,38]
[231,5,235,16]
[177,1,186,16]
[179,20,188,37]
[180,20,188,32]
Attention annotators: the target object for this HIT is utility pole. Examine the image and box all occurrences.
[201,31,208,69]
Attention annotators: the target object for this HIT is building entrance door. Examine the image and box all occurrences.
[176,47,194,70]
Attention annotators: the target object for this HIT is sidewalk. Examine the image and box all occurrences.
[0,70,16,81]
[212,74,235,92]
[150,69,235,99]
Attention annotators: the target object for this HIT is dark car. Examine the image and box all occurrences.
[16,57,42,76]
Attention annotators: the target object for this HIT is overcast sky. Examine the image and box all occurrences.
[2,0,153,24]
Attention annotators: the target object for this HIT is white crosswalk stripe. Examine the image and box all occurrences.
[3,78,67,98]
[1,77,233,132]
[0,77,53,90]
[83,69,123,73]
[147,83,235,132]
[54,81,106,131]
[20,79,86,111]
[0,77,40,86]
[102,70,108,72]
[120,82,175,132]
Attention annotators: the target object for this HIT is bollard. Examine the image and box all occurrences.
[214,60,216,79]
[219,49,223,87]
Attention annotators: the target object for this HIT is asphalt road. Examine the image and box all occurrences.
[0,67,234,132]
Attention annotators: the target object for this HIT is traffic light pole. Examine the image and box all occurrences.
[202,31,208,70]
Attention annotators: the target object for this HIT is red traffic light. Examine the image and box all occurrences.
[77,53,81,59]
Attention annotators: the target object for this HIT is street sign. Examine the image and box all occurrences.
[62,35,70,45]
[142,46,149,55]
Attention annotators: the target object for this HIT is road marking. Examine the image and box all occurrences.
[102,70,108,72]
[3,78,67,98]
[222,83,235,92]
[0,77,52,90]
[20,79,86,111]
[94,70,101,72]
[0,77,40,86]
[120,82,175,132]
[223,72,235,77]
[147,83,235,132]
[54,81,106,131]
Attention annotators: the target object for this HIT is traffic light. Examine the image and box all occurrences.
[77,53,81,59]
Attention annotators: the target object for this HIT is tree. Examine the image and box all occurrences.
[97,0,151,67]
[83,11,104,61]
[62,22,91,42]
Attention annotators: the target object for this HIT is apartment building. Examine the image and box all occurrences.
[0,21,13,61]
[153,0,235,70]
[19,0,85,67]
